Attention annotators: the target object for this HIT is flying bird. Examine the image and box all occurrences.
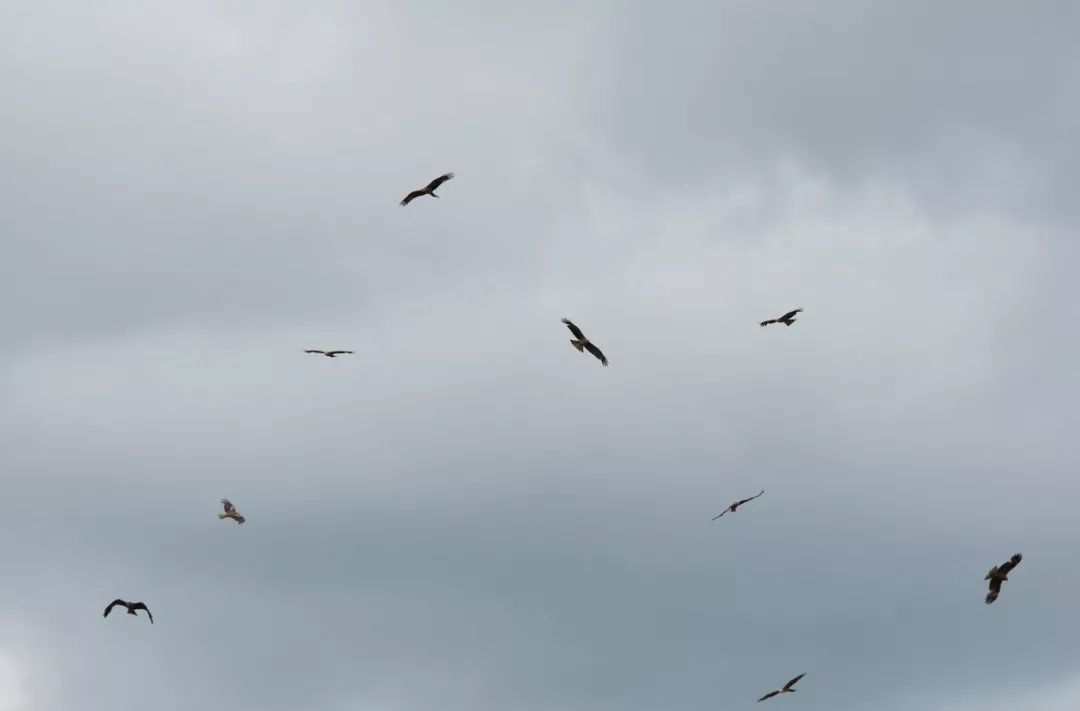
[758,673,806,702]
[712,489,765,520]
[760,309,803,327]
[218,498,246,525]
[985,553,1022,604]
[103,599,153,624]
[400,172,454,206]
[304,350,353,358]
[561,318,608,366]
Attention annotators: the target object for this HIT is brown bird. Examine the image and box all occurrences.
[712,489,765,520]
[103,599,153,624]
[561,318,608,366]
[985,553,1022,604]
[758,673,806,702]
[760,308,803,327]
[400,172,454,206]
[304,350,353,358]
[218,498,246,525]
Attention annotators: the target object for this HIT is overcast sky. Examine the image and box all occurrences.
[2,2,1079,710]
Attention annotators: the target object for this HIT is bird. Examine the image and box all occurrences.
[103,599,153,624]
[218,498,246,525]
[304,350,353,358]
[758,673,806,702]
[985,553,1022,604]
[712,489,765,520]
[760,308,803,327]
[400,172,454,206]
[561,318,608,366]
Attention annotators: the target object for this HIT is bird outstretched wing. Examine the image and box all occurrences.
[325,351,353,356]
[737,489,766,507]
[400,190,425,206]
[998,553,1022,576]
[782,673,806,691]
[131,602,153,623]
[986,578,1003,604]
[757,690,780,702]
[585,342,608,366]
[712,508,729,520]
[561,318,585,341]
[781,309,803,321]
[760,319,777,327]
[425,172,454,192]
[305,350,326,354]
[103,599,126,618]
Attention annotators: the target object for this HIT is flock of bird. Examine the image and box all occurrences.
[96,171,1026,704]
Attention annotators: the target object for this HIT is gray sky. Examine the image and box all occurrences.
[1,1,1078,710]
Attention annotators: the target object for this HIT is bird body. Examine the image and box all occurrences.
[219,498,246,525]
[304,350,353,358]
[760,308,803,327]
[104,599,153,624]
[400,172,454,205]
[758,673,805,702]
[985,553,1022,604]
[713,489,765,520]
[561,318,608,366]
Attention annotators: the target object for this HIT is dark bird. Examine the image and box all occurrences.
[712,489,765,520]
[758,673,806,702]
[218,498,246,525]
[985,553,1022,604]
[400,172,454,206]
[103,599,153,624]
[561,318,608,366]
[760,308,803,327]
[304,350,353,358]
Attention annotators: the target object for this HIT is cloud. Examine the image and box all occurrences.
[1,2,1077,710]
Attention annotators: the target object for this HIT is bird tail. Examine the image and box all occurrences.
[569,339,585,352]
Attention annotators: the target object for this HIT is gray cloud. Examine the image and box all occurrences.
[2,2,1078,711]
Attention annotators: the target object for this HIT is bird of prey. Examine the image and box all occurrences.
[760,308,803,327]
[561,318,608,366]
[218,498,246,525]
[304,350,353,358]
[103,599,153,624]
[712,489,765,520]
[985,553,1022,604]
[758,673,806,702]
[400,172,454,206]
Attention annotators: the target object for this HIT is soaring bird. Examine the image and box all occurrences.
[400,172,454,206]
[758,673,806,702]
[760,308,803,327]
[985,553,1022,604]
[712,489,765,520]
[561,318,608,366]
[103,599,153,624]
[304,350,353,358]
[218,498,246,525]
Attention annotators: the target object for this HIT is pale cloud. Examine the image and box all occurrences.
[1,2,1077,711]
[0,653,27,711]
